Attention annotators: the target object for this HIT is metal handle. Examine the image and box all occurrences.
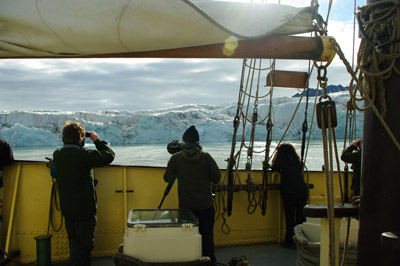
[115,190,134,193]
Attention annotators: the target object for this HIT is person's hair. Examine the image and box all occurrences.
[275,142,301,164]
[62,121,85,144]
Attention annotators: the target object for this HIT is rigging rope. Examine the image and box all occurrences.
[215,0,328,233]
[217,57,276,223]
[314,60,346,265]
[332,37,400,153]
[340,2,359,261]
[319,97,337,266]
[300,54,314,172]
[327,3,400,262]
[261,59,275,215]
[351,0,400,119]
[215,58,248,232]
[324,0,334,32]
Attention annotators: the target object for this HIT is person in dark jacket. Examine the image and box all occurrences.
[0,137,14,188]
[271,142,308,249]
[53,121,115,266]
[341,138,362,198]
[164,125,221,265]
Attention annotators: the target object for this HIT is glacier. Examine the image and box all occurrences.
[0,92,363,147]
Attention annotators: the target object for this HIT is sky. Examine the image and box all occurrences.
[0,0,365,112]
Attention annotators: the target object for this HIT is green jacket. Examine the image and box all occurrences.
[53,140,115,220]
[164,144,221,210]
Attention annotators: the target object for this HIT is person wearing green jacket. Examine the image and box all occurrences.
[341,138,362,198]
[53,121,115,266]
[164,125,221,266]
[0,137,14,188]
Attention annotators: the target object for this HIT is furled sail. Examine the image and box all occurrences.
[0,0,318,58]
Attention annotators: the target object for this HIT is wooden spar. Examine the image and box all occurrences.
[85,36,333,60]
[2,36,335,61]
[358,0,400,265]
[265,70,309,88]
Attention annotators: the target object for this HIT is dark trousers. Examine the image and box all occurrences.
[191,207,216,265]
[65,215,97,266]
[283,193,307,245]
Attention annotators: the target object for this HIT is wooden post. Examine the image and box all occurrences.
[320,218,340,266]
[303,204,358,266]
[358,0,400,265]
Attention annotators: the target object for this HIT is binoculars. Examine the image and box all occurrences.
[167,140,185,154]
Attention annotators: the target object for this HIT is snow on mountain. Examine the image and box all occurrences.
[0,92,363,147]
[292,84,349,97]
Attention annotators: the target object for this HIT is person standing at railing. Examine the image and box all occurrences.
[0,137,14,188]
[53,121,115,266]
[0,136,14,227]
[341,138,362,199]
[271,142,308,249]
[164,125,221,266]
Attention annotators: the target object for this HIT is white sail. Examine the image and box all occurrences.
[0,0,317,58]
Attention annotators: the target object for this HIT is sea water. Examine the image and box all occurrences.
[12,140,349,171]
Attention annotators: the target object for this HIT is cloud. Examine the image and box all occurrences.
[0,58,246,111]
[0,1,364,112]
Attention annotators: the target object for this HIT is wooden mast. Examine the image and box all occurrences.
[2,36,335,61]
[358,0,400,265]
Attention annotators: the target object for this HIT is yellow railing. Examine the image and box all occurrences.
[0,162,351,263]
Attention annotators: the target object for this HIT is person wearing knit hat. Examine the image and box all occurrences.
[164,125,221,265]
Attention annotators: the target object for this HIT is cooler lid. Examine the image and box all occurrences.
[127,209,199,228]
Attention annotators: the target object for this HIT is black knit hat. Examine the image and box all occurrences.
[182,125,199,143]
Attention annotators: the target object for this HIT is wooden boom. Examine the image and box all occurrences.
[86,36,335,61]
[5,36,336,61]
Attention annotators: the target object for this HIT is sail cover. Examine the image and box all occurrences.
[0,0,318,58]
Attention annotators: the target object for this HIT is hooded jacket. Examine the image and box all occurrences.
[164,143,221,210]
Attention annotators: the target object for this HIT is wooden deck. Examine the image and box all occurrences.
[24,243,298,266]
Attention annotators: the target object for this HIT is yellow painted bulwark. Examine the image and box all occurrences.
[1,162,352,263]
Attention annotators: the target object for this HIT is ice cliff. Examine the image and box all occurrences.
[0,92,363,147]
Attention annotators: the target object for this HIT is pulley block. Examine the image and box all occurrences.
[316,98,337,129]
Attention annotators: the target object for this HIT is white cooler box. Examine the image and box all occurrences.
[123,209,202,263]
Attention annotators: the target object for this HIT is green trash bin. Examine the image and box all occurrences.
[34,234,53,266]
